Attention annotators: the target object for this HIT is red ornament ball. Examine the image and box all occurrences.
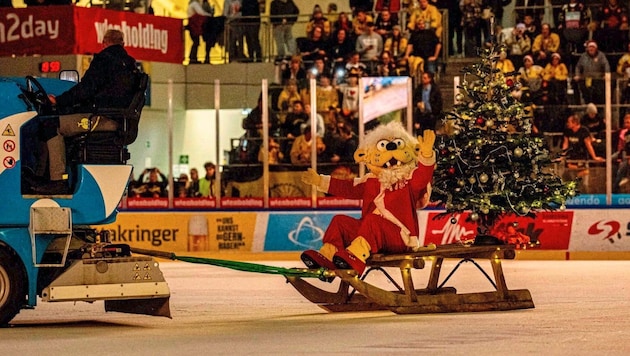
[506,78,514,87]
[447,166,456,175]
[476,116,485,125]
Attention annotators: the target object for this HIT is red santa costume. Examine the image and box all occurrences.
[300,122,436,274]
[322,164,433,255]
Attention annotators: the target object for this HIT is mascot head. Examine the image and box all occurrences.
[354,121,419,188]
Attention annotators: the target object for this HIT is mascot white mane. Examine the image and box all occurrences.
[354,121,423,190]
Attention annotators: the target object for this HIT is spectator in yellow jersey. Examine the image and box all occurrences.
[532,23,561,65]
[407,0,442,40]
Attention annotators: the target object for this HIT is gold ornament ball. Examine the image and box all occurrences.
[514,147,523,157]
[479,173,489,183]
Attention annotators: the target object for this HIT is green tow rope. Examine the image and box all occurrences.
[131,248,331,280]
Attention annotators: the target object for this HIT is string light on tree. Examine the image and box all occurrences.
[432,44,578,239]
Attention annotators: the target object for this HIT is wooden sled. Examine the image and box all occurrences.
[286,244,534,314]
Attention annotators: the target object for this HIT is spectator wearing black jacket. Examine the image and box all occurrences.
[328,28,355,76]
[270,0,300,59]
[300,25,329,62]
[349,0,374,15]
[36,29,141,194]
[412,72,443,133]
[241,0,262,62]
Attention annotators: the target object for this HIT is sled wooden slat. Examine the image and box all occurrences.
[286,244,534,314]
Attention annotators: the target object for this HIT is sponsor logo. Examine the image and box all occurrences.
[287,216,325,249]
[0,13,59,42]
[587,220,623,243]
[94,19,169,54]
[424,211,573,249]
[428,213,476,245]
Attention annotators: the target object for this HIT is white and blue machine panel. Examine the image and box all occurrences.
[0,77,131,226]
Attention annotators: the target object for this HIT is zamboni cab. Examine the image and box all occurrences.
[0,73,170,325]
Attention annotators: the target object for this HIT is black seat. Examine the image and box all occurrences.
[67,72,148,165]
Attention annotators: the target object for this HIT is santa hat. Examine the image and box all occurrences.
[585,40,598,49]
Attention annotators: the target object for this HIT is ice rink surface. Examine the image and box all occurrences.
[5,259,630,355]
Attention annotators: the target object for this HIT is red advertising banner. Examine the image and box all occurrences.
[73,7,183,64]
[423,211,574,250]
[0,6,183,63]
[0,6,75,55]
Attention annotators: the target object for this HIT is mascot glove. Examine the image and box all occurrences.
[418,130,436,159]
[301,168,322,187]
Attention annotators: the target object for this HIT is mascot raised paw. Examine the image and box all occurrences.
[300,121,436,276]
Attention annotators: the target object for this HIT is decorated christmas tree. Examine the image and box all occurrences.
[432,45,578,240]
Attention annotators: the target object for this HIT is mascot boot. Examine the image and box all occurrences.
[301,243,337,270]
[333,236,370,275]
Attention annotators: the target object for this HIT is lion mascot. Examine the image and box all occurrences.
[300,121,436,275]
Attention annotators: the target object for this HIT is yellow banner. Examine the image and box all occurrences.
[100,212,258,253]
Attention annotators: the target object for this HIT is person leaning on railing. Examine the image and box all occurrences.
[241,0,262,62]
[186,0,214,64]
[574,40,610,105]
[561,114,605,191]
[613,113,630,193]
[270,0,300,59]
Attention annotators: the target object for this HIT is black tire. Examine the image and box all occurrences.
[0,247,26,326]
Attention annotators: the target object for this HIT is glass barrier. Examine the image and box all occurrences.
[121,74,630,210]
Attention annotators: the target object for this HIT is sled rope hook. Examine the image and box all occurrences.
[131,247,333,281]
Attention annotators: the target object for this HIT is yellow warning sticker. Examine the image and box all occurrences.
[2,124,15,136]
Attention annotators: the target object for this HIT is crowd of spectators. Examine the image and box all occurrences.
[128,162,221,198]
[16,0,630,195]
[219,2,630,169]
[244,0,630,194]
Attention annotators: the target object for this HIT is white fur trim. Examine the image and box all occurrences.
[407,235,423,250]
[356,173,374,185]
[373,186,417,248]
[418,151,436,166]
[417,183,432,209]
[318,175,331,192]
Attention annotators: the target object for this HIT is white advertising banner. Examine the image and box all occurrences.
[361,77,410,123]
[569,209,630,251]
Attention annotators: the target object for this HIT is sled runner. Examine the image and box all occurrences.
[286,243,534,314]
